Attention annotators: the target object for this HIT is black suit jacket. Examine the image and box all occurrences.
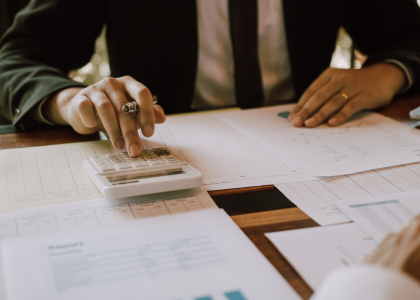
[1,0,420,128]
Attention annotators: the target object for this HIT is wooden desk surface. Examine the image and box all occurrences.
[1,95,419,299]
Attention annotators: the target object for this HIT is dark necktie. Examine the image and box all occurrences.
[228,0,264,109]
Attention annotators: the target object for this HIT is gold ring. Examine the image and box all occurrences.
[341,93,349,100]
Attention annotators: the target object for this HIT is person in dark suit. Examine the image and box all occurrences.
[1,0,420,157]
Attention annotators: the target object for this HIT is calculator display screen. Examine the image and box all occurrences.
[106,168,184,185]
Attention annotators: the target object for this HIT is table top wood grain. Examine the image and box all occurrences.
[1,95,419,299]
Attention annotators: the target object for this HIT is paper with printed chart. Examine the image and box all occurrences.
[276,161,420,225]
[139,112,316,191]
[333,190,420,242]
[0,141,116,212]
[0,186,215,299]
[2,209,300,300]
[217,104,420,176]
[266,223,377,290]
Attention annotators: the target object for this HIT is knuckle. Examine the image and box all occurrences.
[101,77,117,87]
[96,99,113,111]
[125,130,139,140]
[122,75,134,81]
[138,87,152,99]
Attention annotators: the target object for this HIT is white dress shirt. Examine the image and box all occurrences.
[311,265,420,300]
[192,0,295,109]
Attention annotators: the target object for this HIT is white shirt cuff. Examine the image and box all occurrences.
[30,97,56,126]
[383,59,413,93]
[310,265,420,300]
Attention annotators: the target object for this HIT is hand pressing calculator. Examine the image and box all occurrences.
[83,148,203,198]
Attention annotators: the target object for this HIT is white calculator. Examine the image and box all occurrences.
[83,148,203,198]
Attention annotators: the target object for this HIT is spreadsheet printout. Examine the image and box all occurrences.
[2,209,300,300]
[0,186,215,298]
[0,141,113,212]
[276,161,420,225]
[138,113,316,191]
[217,104,420,176]
[266,223,376,289]
[333,191,420,242]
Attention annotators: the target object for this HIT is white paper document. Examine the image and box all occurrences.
[2,209,300,300]
[218,105,420,176]
[0,141,114,212]
[0,186,215,299]
[276,162,420,225]
[140,113,315,190]
[333,191,420,242]
[266,223,376,289]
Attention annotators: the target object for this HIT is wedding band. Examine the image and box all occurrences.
[341,93,349,100]
[122,96,158,114]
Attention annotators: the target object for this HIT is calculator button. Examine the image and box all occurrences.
[164,159,180,163]
[148,160,166,165]
[116,163,133,169]
[106,154,124,159]
[127,157,145,162]
[99,166,116,172]
[132,162,149,167]
[110,158,127,163]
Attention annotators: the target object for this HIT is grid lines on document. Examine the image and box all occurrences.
[350,200,415,234]
[278,162,420,215]
[0,194,203,238]
[49,235,225,292]
[0,147,99,203]
[156,117,302,180]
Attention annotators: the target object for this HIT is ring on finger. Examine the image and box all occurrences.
[341,92,349,101]
[122,101,138,114]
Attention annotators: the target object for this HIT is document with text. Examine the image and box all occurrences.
[0,141,114,212]
[0,186,215,298]
[276,161,420,225]
[266,223,376,290]
[140,113,315,190]
[2,209,300,300]
[333,190,420,242]
[218,105,420,176]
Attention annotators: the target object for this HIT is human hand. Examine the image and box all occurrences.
[43,76,166,157]
[288,63,407,127]
[363,214,420,283]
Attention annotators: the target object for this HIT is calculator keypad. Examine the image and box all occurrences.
[89,149,183,172]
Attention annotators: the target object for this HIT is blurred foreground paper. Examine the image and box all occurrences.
[2,209,300,300]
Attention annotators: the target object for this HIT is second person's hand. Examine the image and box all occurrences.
[288,63,407,127]
[43,76,166,157]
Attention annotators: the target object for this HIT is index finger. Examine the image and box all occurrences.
[123,76,155,137]
[289,69,332,121]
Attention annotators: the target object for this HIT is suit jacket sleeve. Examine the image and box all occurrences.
[343,0,420,95]
[0,0,105,128]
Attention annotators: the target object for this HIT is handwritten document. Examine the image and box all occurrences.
[0,141,113,212]
[2,209,300,300]
[218,105,420,176]
[276,161,420,225]
[139,113,315,190]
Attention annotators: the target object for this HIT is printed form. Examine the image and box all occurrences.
[276,161,420,225]
[266,223,376,289]
[0,186,215,298]
[2,209,301,300]
[333,190,420,242]
[0,141,113,212]
[218,105,420,176]
[139,113,315,190]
